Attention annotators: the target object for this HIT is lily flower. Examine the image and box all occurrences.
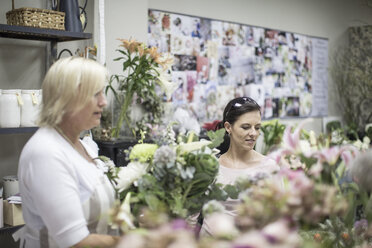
[117,193,136,230]
[118,38,141,54]
[178,140,212,154]
[155,53,174,70]
[282,119,313,154]
[146,46,160,61]
[157,71,179,100]
[339,144,360,166]
[315,146,342,166]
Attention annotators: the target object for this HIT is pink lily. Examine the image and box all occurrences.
[282,119,314,156]
[268,119,314,163]
[314,146,342,166]
[340,145,360,166]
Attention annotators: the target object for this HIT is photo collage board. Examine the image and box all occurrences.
[148,9,329,124]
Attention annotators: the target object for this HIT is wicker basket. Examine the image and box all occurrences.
[6,7,65,30]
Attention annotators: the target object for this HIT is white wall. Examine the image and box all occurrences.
[1,0,372,185]
[105,0,372,124]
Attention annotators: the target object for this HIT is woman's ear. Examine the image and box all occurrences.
[224,121,231,135]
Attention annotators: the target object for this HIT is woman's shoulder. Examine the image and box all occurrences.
[20,127,72,163]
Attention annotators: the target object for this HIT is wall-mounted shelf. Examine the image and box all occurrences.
[0,24,92,61]
[0,127,38,134]
[0,24,92,42]
[0,224,24,236]
[0,24,92,135]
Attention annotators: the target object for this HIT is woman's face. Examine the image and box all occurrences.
[225,110,261,151]
[68,88,107,131]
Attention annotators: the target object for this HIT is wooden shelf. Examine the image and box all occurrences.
[0,127,38,134]
[0,24,92,42]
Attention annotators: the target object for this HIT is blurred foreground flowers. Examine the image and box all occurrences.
[109,120,372,247]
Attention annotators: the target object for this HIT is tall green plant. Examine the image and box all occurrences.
[106,39,174,138]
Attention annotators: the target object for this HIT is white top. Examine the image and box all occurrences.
[18,127,113,248]
[201,158,279,236]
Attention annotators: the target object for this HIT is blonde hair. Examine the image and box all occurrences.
[38,57,108,127]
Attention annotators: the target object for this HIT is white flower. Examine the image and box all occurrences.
[157,70,179,100]
[202,200,226,216]
[262,219,291,243]
[117,193,136,230]
[233,230,269,247]
[95,156,116,173]
[353,138,369,151]
[178,140,212,153]
[206,212,239,238]
[116,162,149,192]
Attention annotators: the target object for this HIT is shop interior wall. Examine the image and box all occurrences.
[0,0,372,187]
[105,0,372,152]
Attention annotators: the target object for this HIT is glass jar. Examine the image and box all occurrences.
[0,89,22,128]
[21,89,40,127]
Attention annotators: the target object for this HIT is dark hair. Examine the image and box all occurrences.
[215,97,261,154]
[216,97,261,130]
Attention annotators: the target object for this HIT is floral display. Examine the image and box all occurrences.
[107,127,228,231]
[107,119,372,248]
[106,39,178,139]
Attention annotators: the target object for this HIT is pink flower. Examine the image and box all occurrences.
[340,145,360,166]
[282,119,312,154]
[315,145,360,167]
[268,119,315,163]
[315,146,342,166]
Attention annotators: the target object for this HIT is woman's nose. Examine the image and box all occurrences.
[98,93,107,107]
[249,128,259,136]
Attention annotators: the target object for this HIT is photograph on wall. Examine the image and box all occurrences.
[148,9,328,125]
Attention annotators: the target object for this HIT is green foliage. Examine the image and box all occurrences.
[119,130,229,222]
[106,40,166,138]
[260,119,286,154]
[207,128,226,149]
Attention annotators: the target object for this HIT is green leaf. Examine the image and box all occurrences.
[144,194,161,211]
[207,128,226,149]
[123,59,132,71]
[223,184,239,199]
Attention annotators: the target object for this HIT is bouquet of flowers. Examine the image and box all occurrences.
[108,127,228,230]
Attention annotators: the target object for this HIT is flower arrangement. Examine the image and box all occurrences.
[108,127,228,231]
[106,39,178,139]
[106,118,372,247]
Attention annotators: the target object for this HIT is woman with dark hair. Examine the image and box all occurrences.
[201,96,279,236]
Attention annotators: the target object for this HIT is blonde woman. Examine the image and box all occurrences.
[16,57,119,248]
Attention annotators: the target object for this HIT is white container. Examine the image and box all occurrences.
[21,89,40,127]
[38,89,43,106]
[3,175,19,199]
[0,89,22,128]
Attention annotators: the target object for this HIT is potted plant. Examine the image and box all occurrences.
[92,39,177,165]
[105,39,176,140]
